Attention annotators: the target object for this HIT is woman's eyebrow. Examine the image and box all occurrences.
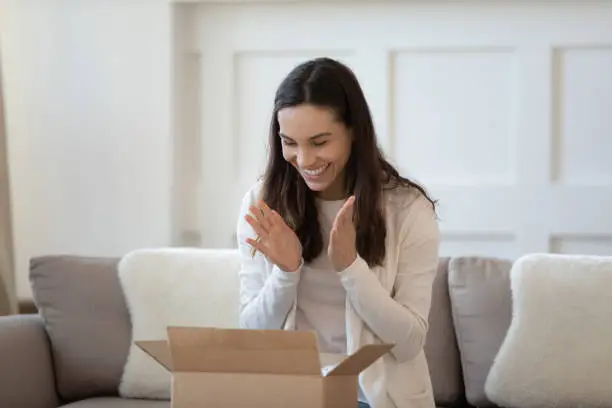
[279,132,331,140]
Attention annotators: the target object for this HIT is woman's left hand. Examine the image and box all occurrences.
[328,196,357,272]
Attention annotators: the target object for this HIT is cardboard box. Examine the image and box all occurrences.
[136,326,393,408]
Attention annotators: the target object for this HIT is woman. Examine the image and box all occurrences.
[235,57,440,408]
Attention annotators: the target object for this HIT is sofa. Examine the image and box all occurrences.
[0,250,564,408]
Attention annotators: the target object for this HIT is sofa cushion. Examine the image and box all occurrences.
[448,256,513,407]
[117,247,242,400]
[30,255,131,402]
[424,257,464,406]
[0,315,59,408]
[485,254,612,408]
[61,397,169,408]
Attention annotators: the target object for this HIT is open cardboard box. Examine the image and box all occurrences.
[136,326,393,408]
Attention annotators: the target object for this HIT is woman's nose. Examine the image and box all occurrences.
[297,149,316,168]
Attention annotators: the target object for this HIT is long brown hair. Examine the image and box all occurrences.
[261,57,437,267]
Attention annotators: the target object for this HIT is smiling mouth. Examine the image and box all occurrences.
[302,163,329,177]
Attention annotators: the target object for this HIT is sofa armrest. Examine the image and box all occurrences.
[0,314,59,408]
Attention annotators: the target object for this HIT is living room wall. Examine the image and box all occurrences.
[0,0,174,301]
[1,0,612,305]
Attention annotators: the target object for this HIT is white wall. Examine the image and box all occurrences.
[0,0,173,300]
[184,1,612,258]
[2,0,612,301]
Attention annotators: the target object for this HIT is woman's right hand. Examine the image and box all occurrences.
[245,200,302,272]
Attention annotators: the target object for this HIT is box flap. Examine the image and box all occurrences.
[135,340,173,371]
[325,344,393,376]
[166,326,322,375]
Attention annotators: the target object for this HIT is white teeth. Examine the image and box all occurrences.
[303,164,328,176]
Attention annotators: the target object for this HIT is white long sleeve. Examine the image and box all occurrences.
[235,182,440,364]
[235,184,302,330]
[235,183,440,407]
[238,259,302,330]
[338,194,439,362]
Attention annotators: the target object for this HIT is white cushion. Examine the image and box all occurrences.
[485,253,612,408]
[117,247,241,400]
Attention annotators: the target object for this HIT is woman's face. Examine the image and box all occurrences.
[277,104,352,201]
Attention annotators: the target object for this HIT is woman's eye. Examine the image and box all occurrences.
[313,140,327,147]
[282,139,296,146]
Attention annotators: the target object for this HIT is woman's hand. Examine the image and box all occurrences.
[328,196,357,272]
[245,200,302,272]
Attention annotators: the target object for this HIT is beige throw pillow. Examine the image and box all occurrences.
[118,248,241,399]
[485,253,612,408]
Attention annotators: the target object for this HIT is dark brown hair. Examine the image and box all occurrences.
[261,57,437,267]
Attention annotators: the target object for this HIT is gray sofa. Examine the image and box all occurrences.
[0,254,515,408]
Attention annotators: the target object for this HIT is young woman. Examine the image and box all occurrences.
[235,57,440,408]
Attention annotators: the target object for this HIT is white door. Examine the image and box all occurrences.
[178,1,612,260]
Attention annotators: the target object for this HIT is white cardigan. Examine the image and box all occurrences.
[236,182,440,408]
